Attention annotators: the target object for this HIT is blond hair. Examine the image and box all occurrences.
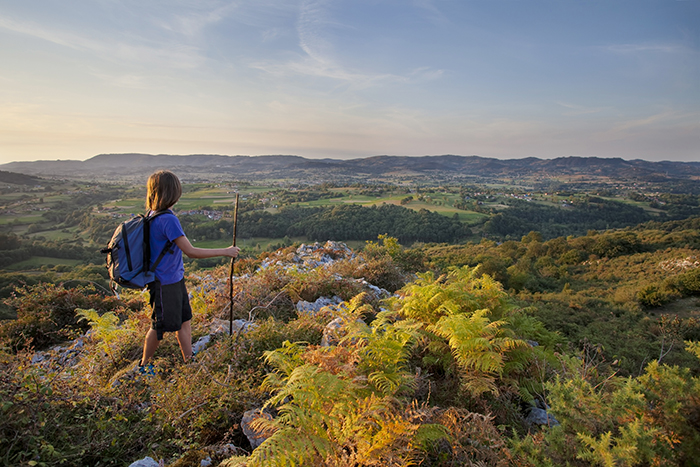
[146,170,182,212]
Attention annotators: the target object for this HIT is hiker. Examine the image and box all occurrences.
[139,170,239,370]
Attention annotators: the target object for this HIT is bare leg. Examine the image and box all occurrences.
[141,328,160,365]
[176,320,193,362]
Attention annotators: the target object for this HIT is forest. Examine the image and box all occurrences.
[1,173,699,466]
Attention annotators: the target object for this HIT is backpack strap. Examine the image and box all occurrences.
[144,210,177,274]
[121,222,134,272]
[149,239,175,272]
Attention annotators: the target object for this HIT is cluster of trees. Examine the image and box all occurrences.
[287,204,468,243]
[0,234,108,311]
[274,188,342,204]
[0,234,99,270]
[7,187,129,239]
[181,204,470,244]
[483,197,653,239]
[650,193,699,218]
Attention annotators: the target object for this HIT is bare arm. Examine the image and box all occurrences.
[174,236,240,259]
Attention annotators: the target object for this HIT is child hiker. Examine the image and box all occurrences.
[139,170,239,371]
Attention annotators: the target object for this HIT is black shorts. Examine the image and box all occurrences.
[148,279,192,340]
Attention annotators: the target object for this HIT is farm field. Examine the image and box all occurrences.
[2,173,693,280]
[5,256,83,271]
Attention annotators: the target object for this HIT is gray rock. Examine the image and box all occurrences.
[209,318,256,335]
[296,296,344,315]
[31,353,46,364]
[71,338,85,349]
[241,408,273,449]
[128,457,161,467]
[321,316,365,347]
[525,407,560,427]
[192,334,211,354]
[321,317,346,347]
[355,279,391,300]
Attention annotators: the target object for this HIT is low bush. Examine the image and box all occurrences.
[0,350,157,466]
[0,284,144,352]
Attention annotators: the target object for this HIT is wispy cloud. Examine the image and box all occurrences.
[595,111,700,142]
[261,27,284,42]
[611,112,676,132]
[298,0,335,66]
[412,0,450,26]
[156,1,238,38]
[555,101,609,116]
[88,72,151,90]
[604,43,688,54]
[250,0,443,90]
[0,15,98,52]
[0,14,204,70]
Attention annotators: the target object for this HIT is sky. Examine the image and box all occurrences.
[0,0,698,164]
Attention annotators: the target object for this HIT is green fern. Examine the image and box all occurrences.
[76,308,134,363]
[429,309,526,395]
[345,311,422,397]
[390,266,512,329]
[250,307,447,466]
[252,362,441,466]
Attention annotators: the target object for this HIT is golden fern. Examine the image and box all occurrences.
[251,363,437,467]
[249,312,446,467]
[429,309,526,396]
[244,273,529,464]
[391,266,511,326]
[344,311,422,397]
[76,308,134,363]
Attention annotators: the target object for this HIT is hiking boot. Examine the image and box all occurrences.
[138,363,156,376]
[110,362,154,388]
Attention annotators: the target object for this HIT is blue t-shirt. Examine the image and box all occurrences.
[149,210,185,285]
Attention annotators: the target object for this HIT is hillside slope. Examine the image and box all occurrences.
[1,231,699,466]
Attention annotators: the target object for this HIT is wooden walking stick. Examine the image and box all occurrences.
[229,193,239,337]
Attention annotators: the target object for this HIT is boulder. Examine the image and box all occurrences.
[524,400,560,428]
[321,316,365,347]
[128,457,161,467]
[209,318,256,335]
[296,296,344,316]
[525,407,559,427]
[192,334,211,355]
[241,408,274,449]
[355,279,391,300]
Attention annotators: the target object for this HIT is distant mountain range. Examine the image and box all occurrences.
[2,153,699,185]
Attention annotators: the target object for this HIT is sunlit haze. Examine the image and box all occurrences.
[1,0,698,164]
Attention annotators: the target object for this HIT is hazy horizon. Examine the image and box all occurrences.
[1,1,698,165]
[3,152,699,167]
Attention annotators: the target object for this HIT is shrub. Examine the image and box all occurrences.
[511,347,700,467]
[148,338,265,450]
[637,284,671,308]
[0,351,157,466]
[0,284,142,351]
[353,256,408,293]
[678,268,700,295]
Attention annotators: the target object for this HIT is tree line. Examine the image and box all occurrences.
[180,204,470,244]
[482,196,653,239]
